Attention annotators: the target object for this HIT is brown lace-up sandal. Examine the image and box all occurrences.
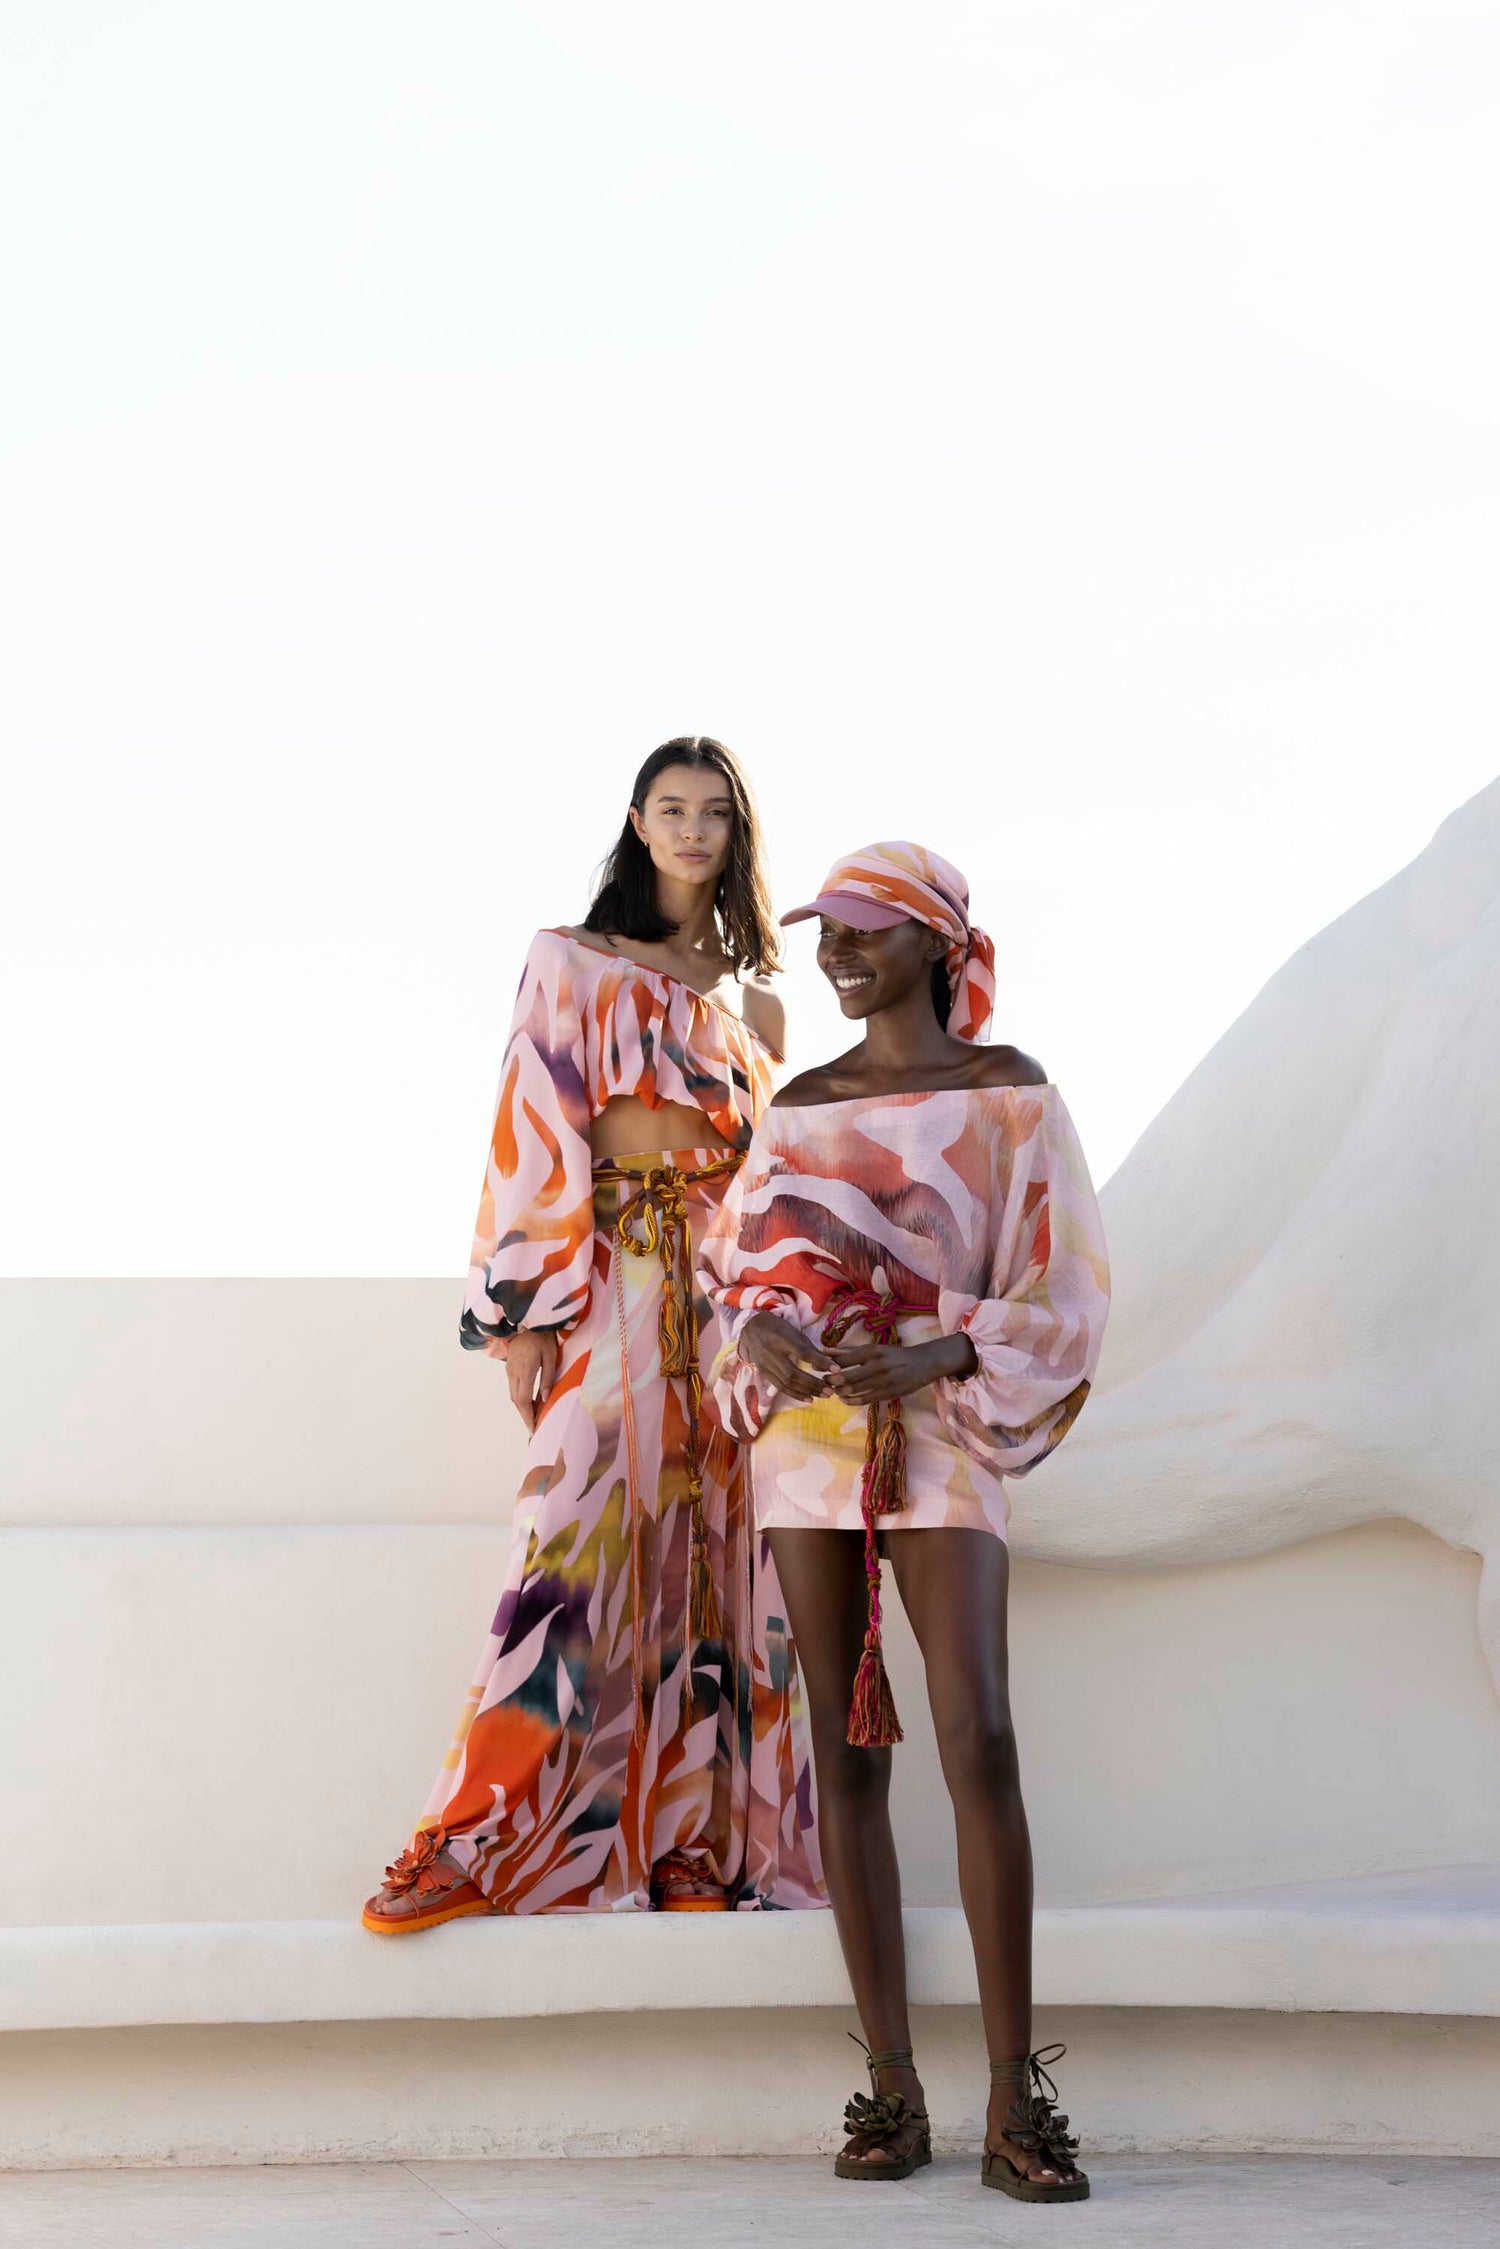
[361,1831,492,1934]
[982,2045,1090,2202]
[650,1848,729,1913]
[833,2037,933,2182]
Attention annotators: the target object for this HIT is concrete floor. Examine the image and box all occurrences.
[0,2155,1497,2248]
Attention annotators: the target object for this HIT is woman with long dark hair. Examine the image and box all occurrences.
[364,740,823,1925]
[701,842,1108,2199]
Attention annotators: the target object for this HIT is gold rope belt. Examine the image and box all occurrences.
[594,1150,745,1752]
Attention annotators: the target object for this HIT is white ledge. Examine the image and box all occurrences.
[5,1869,1497,2033]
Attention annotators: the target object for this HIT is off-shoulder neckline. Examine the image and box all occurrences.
[543,928,781,1057]
[770,1082,1055,1112]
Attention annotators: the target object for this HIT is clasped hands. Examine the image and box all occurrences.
[738,1310,977,1406]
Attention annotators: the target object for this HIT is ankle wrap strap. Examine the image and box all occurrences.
[849,2032,915,2076]
[990,2044,1069,2099]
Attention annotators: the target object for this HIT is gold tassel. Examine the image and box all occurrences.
[689,1485,722,1642]
[866,1399,908,1516]
[604,1156,744,1671]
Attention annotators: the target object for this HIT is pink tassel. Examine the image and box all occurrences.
[847,1436,904,1746]
[822,1282,926,1750]
[848,1637,904,1747]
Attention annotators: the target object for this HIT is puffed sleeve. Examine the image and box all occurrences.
[934,1090,1110,1474]
[459,932,596,1359]
[698,1114,811,1440]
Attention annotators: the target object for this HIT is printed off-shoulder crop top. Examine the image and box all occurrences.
[699,1084,1111,1478]
[460,929,778,1355]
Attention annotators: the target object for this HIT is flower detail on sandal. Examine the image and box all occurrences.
[842,2086,915,2142]
[983,2045,1089,2203]
[834,2036,932,2183]
[380,1829,454,1900]
[362,1830,491,1935]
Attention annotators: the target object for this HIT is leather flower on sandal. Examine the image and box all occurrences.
[361,1830,493,1935]
[982,2044,1089,2202]
[834,2037,932,2182]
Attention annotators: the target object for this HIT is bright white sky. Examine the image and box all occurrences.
[3,1,1498,1275]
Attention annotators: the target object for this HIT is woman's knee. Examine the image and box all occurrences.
[933,1698,1020,1796]
[811,1730,893,1808]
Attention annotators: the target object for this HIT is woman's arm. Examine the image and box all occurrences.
[933,1090,1111,1473]
[459,932,596,1400]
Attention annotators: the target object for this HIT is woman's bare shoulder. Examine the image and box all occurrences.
[769,1071,820,1109]
[769,1059,851,1108]
[967,1042,1049,1088]
[739,970,786,1056]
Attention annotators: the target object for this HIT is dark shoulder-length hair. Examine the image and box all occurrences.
[583,737,782,974]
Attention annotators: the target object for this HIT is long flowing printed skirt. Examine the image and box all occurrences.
[413,1147,825,1913]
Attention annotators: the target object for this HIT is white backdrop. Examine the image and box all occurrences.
[3,1,1497,1274]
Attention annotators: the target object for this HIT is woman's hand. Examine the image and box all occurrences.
[506,1330,560,1432]
[738,1311,840,1401]
[826,1332,978,1406]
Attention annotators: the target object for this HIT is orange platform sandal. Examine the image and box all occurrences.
[649,1848,729,1913]
[361,1830,493,1934]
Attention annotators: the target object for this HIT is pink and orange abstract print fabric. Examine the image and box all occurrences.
[700,1086,1111,1536]
[425,1147,822,1910]
[461,929,778,1355]
[412,933,821,1912]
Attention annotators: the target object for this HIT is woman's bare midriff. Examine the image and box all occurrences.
[589,1093,736,1162]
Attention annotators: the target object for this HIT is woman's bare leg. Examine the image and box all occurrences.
[768,1528,922,2164]
[885,1527,1078,2188]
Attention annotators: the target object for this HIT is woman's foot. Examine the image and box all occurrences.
[834,2047,933,2180]
[650,1849,728,1912]
[361,1831,491,1934]
[982,2047,1089,2201]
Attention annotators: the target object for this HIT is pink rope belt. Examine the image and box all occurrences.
[819,1281,937,1748]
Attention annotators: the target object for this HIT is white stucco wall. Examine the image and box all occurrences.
[3,1277,1500,1926]
[5,2007,1498,2170]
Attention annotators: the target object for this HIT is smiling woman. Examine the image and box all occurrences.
[361,738,823,1932]
[700,841,1109,2200]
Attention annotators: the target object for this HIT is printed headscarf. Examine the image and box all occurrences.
[780,840,996,1043]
